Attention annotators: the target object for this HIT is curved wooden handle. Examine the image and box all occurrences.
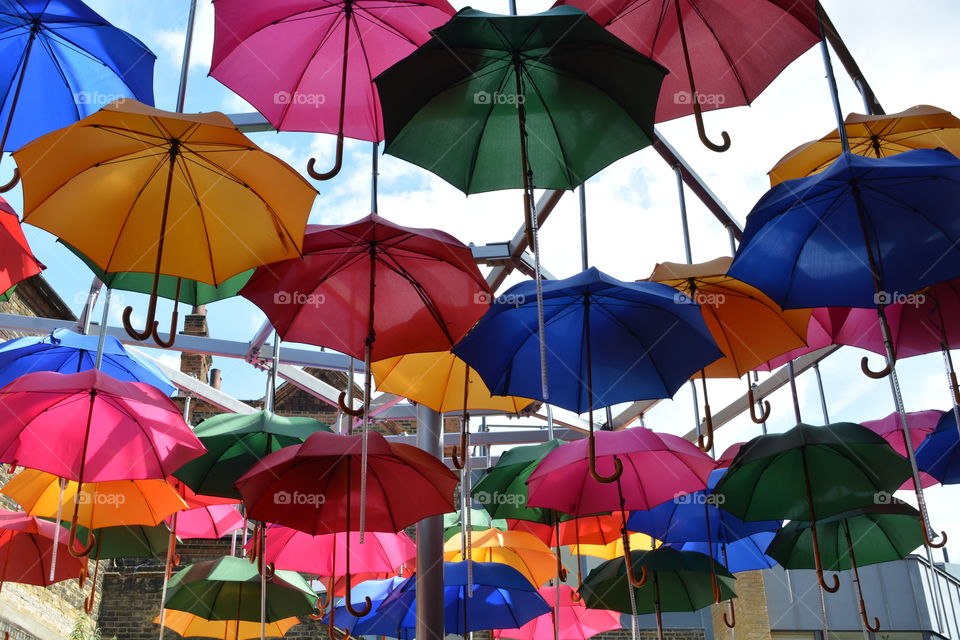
[923,524,948,549]
[588,435,622,483]
[151,309,178,348]
[338,391,364,417]
[711,572,721,603]
[860,356,892,379]
[697,403,714,453]
[692,102,731,152]
[950,372,960,406]
[327,601,352,640]
[747,386,771,424]
[817,568,840,593]
[723,599,736,628]
[307,135,345,181]
[451,422,469,470]
[309,595,325,621]
[343,570,372,617]
[0,168,19,193]
[122,304,155,341]
[68,519,95,558]
[624,554,648,588]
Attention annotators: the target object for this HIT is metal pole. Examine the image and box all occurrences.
[675,166,704,443]
[371,142,379,214]
[77,279,103,335]
[579,184,588,271]
[546,404,555,441]
[94,289,112,370]
[817,3,850,153]
[264,331,279,412]
[508,0,517,15]
[727,227,737,257]
[787,361,802,424]
[812,363,830,423]
[176,0,198,114]
[415,404,444,640]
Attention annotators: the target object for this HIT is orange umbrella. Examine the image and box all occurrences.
[568,532,658,561]
[443,528,558,587]
[154,609,299,639]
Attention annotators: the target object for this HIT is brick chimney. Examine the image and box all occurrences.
[179,305,212,382]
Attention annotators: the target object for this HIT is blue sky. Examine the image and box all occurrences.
[6,1,960,548]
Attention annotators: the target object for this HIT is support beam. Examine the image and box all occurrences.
[485,189,566,291]
[415,404,444,640]
[271,363,361,411]
[818,5,884,115]
[386,427,583,448]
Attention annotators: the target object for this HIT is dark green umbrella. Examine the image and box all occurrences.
[443,508,507,542]
[68,522,170,560]
[713,422,912,593]
[173,411,331,499]
[164,556,317,623]
[767,500,923,632]
[374,5,666,242]
[473,440,562,523]
[579,547,736,640]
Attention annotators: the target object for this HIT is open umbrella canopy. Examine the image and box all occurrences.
[0,328,175,395]
[377,561,552,634]
[170,504,244,540]
[321,576,414,640]
[770,105,960,185]
[473,441,563,524]
[510,513,627,548]
[164,556,317,623]
[0,509,86,586]
[154,609,300,640]
[67,522,169,560]
[173,410,331,499]
[374,6,666,194]
[754,307,853,371]
[454,268,722,412]
[568,532,657,560]
[0,0,156,151]
[0,198,43,293]
[0,369,205,482]
[493,585,622,640]
[862,410,943,489]
[916,410,960,484]
[669,532,778,573]
[728,149,960,309]
[444,509,508,542]
[443,528,558,587]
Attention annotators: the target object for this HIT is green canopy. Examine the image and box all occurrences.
[443,508,508,542]
[173,411,332,499]
[472,440,562,523]
[0,284,16,302]
[64,522,169,560]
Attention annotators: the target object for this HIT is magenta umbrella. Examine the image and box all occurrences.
[493,585,620,640]
[211,0,456,180]
[863,410,943,490]
[755,307,852,371]
[169,504,244,540]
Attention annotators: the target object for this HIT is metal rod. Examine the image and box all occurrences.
[546,404,554,441]
[727,227,737,257]
[78,279,103,335]
[94,289,112,371]
[176,0,199,113]
[415,404,444,640]
[508,0,517,15]
[817,3,850,153]
[371,141,379,214]
[264,331,279,412]
[812,363,830,423]
[675,167,693,264]
[787,361,802,424]
[579,184,588,270]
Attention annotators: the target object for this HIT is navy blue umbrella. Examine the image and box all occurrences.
[0,0,155,186]
[0,328,174,394]
[916,410,960,485]
[322,576,413,640]
[377,561,551,634]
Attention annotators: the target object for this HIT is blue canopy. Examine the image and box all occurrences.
[0,0,156,151]
[728,149,960,309]
[453,267,722,413]
[916,410,960,485]
[377,561,551,634]
[322,577,414,640]
[667,532,778,573]
[0,328,175,394]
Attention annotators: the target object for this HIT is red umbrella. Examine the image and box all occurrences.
[169,504,244,540]
[508,513,627,547]
[211,0,456,180]
[863,410,943,490]
[0,510,86,587]
[555,0,819,151]
[0,197,43,293]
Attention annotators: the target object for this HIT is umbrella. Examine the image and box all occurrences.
[648,257,811,446]
[171,504,244,540]
[68,522,169,560]
[0,197,43,293]
[0,328,175,394]
[0,510,86,588]
[862,410,943,489]
[510,514,627,548]
[374,6,666,240]
[173,410,331,500]
[493,585,621,640]
[211,0,455,180]
[154,610,299,640]
[444,528,558,588]
[568,533,657,560]
[712,422,911,592]
[0,0,155,166]
[444,509,508,542]
[12,99,316,346]
[770,105,960,185]
[164,556,317,622]
[579,548,736,640]
[258,526,415,596]
[669,531,777,573]
[767,501,924,631]
[917,410,960,484]
[377,561,552,634]
[754,307,853,371]
[455,268,721,482]
[556,0,819,151]
[321,576,414,640]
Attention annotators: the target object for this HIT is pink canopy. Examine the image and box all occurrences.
[493,585,621,640]
[862,410,944,490]
[170,504,244,539]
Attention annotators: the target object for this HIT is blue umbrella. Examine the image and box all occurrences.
[0,0,155,172]
[668,532,778,573]
[0,328,174,394]
[323,577,414,640]
[916,410,960,484]
[377,561,551,634]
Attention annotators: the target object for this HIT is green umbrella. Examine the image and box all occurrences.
[0,284,15,302]
[374,5,666,241]
[579,547,736,640]
[164,556,317,623]
[713,422,912,593]
[767,500,923,632]
[173,411,332,499]
[67,522,170,560]
[443,508,507,542]
[473,441,562,523]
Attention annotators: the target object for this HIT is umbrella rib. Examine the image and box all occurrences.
[275,10,345,127]
[31,32,82,124]
[101,152,170,273]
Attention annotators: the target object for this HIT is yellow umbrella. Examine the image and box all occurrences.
[568,532,658,560]
[154,610,299,639]
[443,528,557,587]
[11,99,316,347]
[769,104,960,186]
[372,350,533,468]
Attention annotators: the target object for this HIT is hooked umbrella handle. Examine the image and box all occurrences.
[860,355,892,379]
[0,168,18,193]
[747,383,771,424]
[588,435,622,484]
[338,391,364,417]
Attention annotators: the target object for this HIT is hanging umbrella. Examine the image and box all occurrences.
[568,532,657,560]
[170,504,244,540]
[770,105,960,185]
[716,442,746,469]
[669,531,778,573]
[712,422,911,592]
[0,328,175,394]
[0,197,43,292]
[648,257,811,446]
[164,556,317,622]
[444,509,508,542]
[862,410,942,489]
[767,501,924,631]
[377,561,552,634]
[0,510,86,587]
[443,528,558,588]
[556,0,819,151]
[579,548,736,640]
[754,307,853,372]
[168,478,242,510]
[12,99,316,347]
[455,269,721,482]
[474,441,564,525]
[510,514,627,548]
[173,410,331,500]
[211,0,456,180]
[154,610,300,640]
[257,526,415,596]
[321,576,415,640]
[374,6,666,241]
[493,585,621,640]
[917,410,960,485]
[67,522,170,560]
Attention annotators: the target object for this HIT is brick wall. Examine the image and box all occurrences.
[711,571,772,640]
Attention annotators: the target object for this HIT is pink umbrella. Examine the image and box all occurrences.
[255,525,416,596]
[493,585,620,640]
[862,410,943,490]
[755,307,853,371]
[210,0,456,180]
[169,504,244,540]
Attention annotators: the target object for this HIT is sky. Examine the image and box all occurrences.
[5,0,960,551]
